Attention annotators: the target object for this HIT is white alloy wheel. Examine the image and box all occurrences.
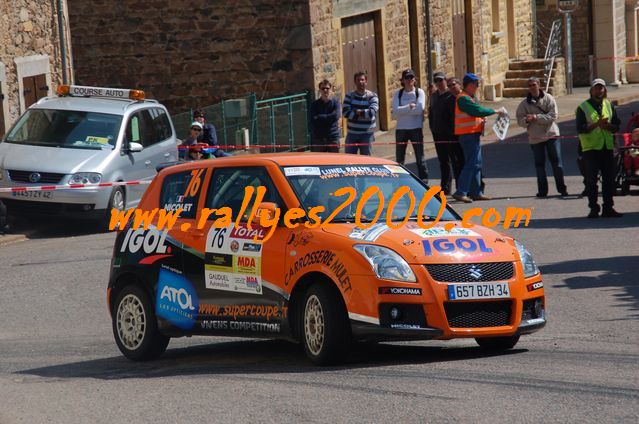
[116,293,147,351]
[304,294,325,356]
[111,188,125,211]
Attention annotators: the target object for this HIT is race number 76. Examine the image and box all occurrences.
[183,169,205,197]
[209,227,228,249]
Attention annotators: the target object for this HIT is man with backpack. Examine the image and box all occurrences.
[392,69,428,182]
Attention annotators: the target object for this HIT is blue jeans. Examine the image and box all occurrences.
[530,138,566,195]
[345,132,374,155]
[454,133,482,197]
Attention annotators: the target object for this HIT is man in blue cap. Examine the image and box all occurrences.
[452,73,506,203]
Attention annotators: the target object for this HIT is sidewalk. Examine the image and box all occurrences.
[370,84,639,160]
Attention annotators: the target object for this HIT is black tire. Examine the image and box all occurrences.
[104,187,125,231]
[300,284,351,365]
[112,285,169,360]
[475,335,520,350]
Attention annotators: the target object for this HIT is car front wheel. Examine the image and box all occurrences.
[112,285,169,360]
[301,284,351,365]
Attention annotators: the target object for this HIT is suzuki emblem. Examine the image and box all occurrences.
[469,265,482,279]
[29,172,41,183]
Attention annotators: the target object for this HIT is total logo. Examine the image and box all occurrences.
[156,268,198,330]
[120,228,172,264]
[422,237,493,256]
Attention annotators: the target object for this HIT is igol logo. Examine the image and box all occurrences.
[156,268,198,330]
[422,238,493,256]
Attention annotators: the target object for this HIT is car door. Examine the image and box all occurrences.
[155,166,209,332]
[122,110,154,207]
[193,165,291,336]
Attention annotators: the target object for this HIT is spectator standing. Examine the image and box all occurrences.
[428,72,462,193]
[343,72,379,155]
[392,69,428,181]
[452,73,506,203]
[516,76,568,197]
[310,80,341,153]
[576,79,623,218]
[193,109,230,157]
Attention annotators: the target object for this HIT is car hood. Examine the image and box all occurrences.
[321,222,519,263]
[0,142,112,174]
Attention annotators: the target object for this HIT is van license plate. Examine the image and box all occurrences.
[12,191,52,199]
[448,283,509,300]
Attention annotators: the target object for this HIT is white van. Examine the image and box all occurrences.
[0,85,178,224]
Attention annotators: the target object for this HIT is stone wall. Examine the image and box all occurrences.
[67,0,314,115]
[0,0,69,128]
[429,0,455,77]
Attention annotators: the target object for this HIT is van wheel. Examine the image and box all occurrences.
[475,335,520,350]
[301,284,351,365]
[104,187,125,231]
[112,285,169,360]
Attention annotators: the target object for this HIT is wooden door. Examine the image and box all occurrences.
[452,0,469,77]
[22,74,48,109]
[341,14,379,95]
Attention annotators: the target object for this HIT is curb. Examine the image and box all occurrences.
[0,234,27,246]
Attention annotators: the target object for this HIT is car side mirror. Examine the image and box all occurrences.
[254,202,278,221]
[127,142,143,153]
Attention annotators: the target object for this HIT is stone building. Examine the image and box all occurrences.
[67,0,537,131]
[536,0,639,86]
[0,0,73,136]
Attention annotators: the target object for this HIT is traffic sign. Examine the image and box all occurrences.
[558,0,578,12]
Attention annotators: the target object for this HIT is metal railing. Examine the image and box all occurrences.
[172,92,311,152]
[543,19,563,92]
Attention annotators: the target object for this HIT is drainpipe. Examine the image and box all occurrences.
[57,0,68,84]
[424,0,433,85]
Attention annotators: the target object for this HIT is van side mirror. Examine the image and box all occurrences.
[127,142,143,153]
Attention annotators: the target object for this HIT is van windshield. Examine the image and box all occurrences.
[3,109,122,150]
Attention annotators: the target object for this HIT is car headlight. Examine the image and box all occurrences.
[69,172,102,184]
[515,240,540,278]
[354,244,416,282]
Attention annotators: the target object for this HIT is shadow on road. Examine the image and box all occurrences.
[9,217,110,240]
[528,212,639,230]
[541,255,639,318]
[17,340,526,380]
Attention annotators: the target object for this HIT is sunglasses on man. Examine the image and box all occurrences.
[191,127,202,132]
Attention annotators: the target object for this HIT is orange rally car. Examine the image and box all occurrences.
[108,153,545,365]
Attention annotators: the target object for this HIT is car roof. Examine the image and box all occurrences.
[157,153,399,179]
[30,96,161,115]
[161,153,397,172]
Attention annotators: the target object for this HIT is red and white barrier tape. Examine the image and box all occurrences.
[0,180,152,193]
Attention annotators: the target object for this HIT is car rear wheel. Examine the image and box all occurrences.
[301,284,351,365]
[475,335,520,350]
[112,285,169,360]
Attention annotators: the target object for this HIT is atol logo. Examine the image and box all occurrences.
[156,268,198,330]
[422,238,493,256]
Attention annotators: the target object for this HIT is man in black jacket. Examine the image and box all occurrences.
[429,73,463,195]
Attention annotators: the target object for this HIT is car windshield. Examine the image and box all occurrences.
[3,109,122,150]
[283,165,458,222]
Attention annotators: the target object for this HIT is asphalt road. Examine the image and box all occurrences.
[1,103,638,423]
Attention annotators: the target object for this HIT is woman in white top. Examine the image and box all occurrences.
[392,69,428,181]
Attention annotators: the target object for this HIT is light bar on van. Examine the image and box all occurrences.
[56,85,145,101]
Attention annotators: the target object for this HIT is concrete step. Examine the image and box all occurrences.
[505,69,546,79]
[503,77,559,88]
[502,87,530,98]
[508,59,548,70]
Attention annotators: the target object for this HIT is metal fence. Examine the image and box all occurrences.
[172,92,311,153]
